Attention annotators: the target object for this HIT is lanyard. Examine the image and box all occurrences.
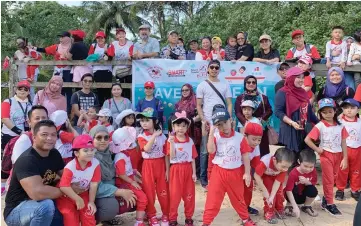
[17,101,29,127]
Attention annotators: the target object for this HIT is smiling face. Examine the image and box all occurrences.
[116,31,126,40]
[329,70,342,84]
[237,33,245,45]
[16,86,30,99]
[75,147,96,162]
[181,85,191,98]
[173,121,189,136]
[297,61,310,71]
[277,65,290,80]
[259,39,271,50]
[201,38,211,51]
[144,87,154,97]
[93,131,110,151]
[245,78,257,91]
[112,85,122,97]
[294,74,305,88]
[274,159,292,172]
[208,64,220,78]
[49,80,62,93]
[87,107,97,120]
[33,126,57,152]
[96,36,105,45]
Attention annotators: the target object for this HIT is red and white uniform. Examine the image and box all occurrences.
[55,130,75,164]
[255,154,287,215]
[203,130,249,225]
[325,40,347,64]
[209,49,225,60]
[137,131,169,218]
[112,40,133,75]
[88,43,114,72]
[114,151,148,211]
[167,135,198,222]
[195,49,212,60]
[285,167,317,194]
[337,116,361,192]
[44,44,71,71]
[56,158,101,226]
[308,120,348,204]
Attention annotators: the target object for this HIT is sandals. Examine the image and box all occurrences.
[301,206,318,217]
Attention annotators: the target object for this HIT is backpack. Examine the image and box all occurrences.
[1,132,32,175]
[292,44,311,55]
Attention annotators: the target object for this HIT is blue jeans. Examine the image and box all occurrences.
[5,199,63,226]
[200,135,209,187]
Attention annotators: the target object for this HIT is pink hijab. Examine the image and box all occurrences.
[57,36,71,57]
[37,76,67,111]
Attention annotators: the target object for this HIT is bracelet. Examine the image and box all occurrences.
[11,126,23,135]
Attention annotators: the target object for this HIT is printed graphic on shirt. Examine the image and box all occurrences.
[321,130,341,150]
[171,147,190,162]
[80,96,96,111]
[43,169,57,185]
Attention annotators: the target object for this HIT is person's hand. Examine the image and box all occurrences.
[339,62,346,70]
[103,55,109,61]
[131,181,142,190]
[315,147,323,155]
[267,195,275,206]
[134,175,142,184]
[291,121,303,130]
[352,54,360,61]
[135,170,142,178]
[178,56,185,60]
[168,134,175,144]
[243,173,251,187]
[80,110,86,115]
[262,190,270,200]
[347,62,353,66]
[326,61,332,69]
[165,50,170,56]
[293,205,301,218]
[87,202,97,215]
[209,124,216,134]
[298,176,310,185]
[154,129,163,137]
[231,60,237,64]
[75,196,85,210]
[71,182,87,194]
[192,174,197,182]
[120,189,137,208]
[165,170,169,182]
[340,157,348,170]
[27,78,34,83]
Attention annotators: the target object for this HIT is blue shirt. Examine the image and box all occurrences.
[133,37,160,58]
[186,51,197,60]
[135,97,164,124]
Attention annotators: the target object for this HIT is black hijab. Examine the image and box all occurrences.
[243,75,261,108]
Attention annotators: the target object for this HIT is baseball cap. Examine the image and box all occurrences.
[298,55,313,65]
[50,110,68,128]
[144,81,155,89]
[318,98,336,110]
[168,30,179,36]
[171,110,191,124]
[17,80,30,89]
[57,31,71,37]
[241,100,255,109]
[212,36,222,45]
[72,135,94,149]
[136,107,157,119]
[97,108,112,117]
[115,109,136,125]
[277,62,290,71]
[70,29,86,39]
[291,29,304,39]
[259,34,272,41]
[212,105,230,125]
[95,31,106,38]
[244,122,263,136]
[340,98,360,108]
[286,66,305,78]
[112,127,137,152]
[139,24,151,30]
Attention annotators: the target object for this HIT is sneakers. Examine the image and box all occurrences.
[248,206,259,215]
[160,215,169,226]
[351,191,360,201]
[149,217,160,226]
[324,204,342,217]
[185,219,194,226]
[243,218,257,226]
[335,190,345,201]
[169,221,178,226]
[321,196,327,209]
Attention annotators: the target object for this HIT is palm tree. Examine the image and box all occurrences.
[82,1,150,39]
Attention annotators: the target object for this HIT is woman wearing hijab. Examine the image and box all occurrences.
[275,67,319,155]
[235,31,254,61]
[235,76,273,157]
[317,67,355,116]
[89,125,137,224]
[33,76,67,116]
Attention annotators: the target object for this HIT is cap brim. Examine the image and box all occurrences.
[171,117,191,124]
[213,117,230,124]
[136,113,155,119]
[340,101,359,108]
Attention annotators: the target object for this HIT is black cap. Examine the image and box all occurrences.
[57,31,71,37]
[212,105,230,125]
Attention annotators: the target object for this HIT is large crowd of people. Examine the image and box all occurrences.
[1,24,361,226]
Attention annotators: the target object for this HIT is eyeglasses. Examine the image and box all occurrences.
[95,135,109,141]
[17,87,29,92]
[209,66,220,70]
[83,80,93,83]
[182,89,190,92]
[246,81,256,85]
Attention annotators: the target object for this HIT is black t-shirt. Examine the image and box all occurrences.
[70,42,89,60]
[4,147,64,219]
[235,44,254,61]
[255,49,280,60]
[275,80,285,94]
[70,90,99,111]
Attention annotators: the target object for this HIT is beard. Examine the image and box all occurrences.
[140,34,149,40]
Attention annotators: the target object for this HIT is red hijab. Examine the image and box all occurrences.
[280,67,309,117]
[175,84,197,117]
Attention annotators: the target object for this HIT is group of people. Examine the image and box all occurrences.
[1,23,361,226]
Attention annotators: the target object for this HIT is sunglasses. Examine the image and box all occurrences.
[17,87,29,92]
[182,89,190,92]
[246,81,256,85]
[209,66,220,70]
[95,135,109,141]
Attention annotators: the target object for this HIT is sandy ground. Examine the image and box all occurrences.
[1,146,357,226]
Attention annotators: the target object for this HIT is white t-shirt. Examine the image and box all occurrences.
[325,40,347,64]
[196,80,232,123]
[340,117,361,148]
[237,117,261,128]
[212,131,243,169]
[11,134,32,164]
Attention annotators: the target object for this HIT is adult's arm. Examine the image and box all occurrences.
[1,101,21,135]
[261,95,273,121]
[70,93,81,117]
[226,97,233,119]
[11,135,32,164]
[234,95,247,125]
[20,176,63,200]
[308,102,319,124]
[238,44,254,61]
[310,45,321,63]
[196,99,205,122]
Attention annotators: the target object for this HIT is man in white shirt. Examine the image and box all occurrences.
[196,59,233,190]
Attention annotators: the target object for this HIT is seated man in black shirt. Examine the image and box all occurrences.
[4,120,64,226]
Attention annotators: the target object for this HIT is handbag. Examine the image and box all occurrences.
[260,95,279,145]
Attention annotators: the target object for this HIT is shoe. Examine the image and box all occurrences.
[275,210,286,219]
[202,185,208,192]
[335,190,345,201]
[321,196,327,210]
[243,218,257,226]
[185,219,194,226]
[324,204,342,217]
[264,211,278,224]
[169,221,178,226]
[149,217,160,226]
[351,191,360,201]
[160,215,169,226]
[248,206,259,215]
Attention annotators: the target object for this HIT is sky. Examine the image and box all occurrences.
[57,1,82,6]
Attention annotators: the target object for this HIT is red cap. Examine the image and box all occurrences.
[17,80,30,89]
[116,28,126,34]
[244,122,263,136]
[72,135,94,149]
[70,29,86,39]
[291,29,304,39]
[144,81,155,89]
[95,31,106,38]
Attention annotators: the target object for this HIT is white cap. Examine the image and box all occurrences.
[241,100,255,109]
[50,110,68,127]
[112,127,136,152]
[97,108,112,117]
[115,109,136,125]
